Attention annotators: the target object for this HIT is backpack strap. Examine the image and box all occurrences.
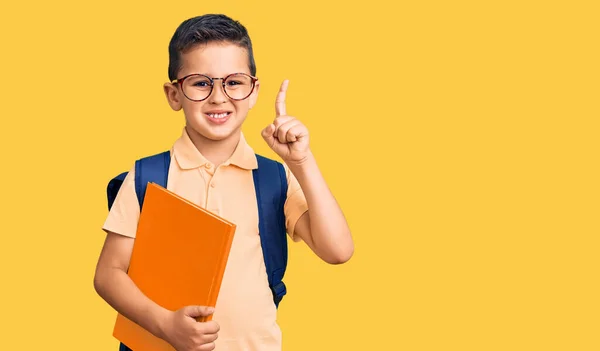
[106,151,171,211]
[133,151,171,210]
[253,154,289,307]
[107,172,128,210]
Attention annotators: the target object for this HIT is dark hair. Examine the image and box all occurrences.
[168,14,256,81]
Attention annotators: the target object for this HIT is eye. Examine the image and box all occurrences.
[193,81,211,87]
[226,80,243,86]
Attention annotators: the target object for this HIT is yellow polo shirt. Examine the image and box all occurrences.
[102,127,308,351]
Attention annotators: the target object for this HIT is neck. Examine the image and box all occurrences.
[185,125,241,167]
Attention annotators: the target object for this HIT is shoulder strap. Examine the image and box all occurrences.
[253,154,289,307]
[134,151,171,210]
[107,172,128,210]
[106,151,171,211]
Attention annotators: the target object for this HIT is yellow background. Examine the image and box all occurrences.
[1,0,598,350]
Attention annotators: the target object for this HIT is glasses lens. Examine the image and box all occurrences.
[224,74,254,100]
[182,75,212,101]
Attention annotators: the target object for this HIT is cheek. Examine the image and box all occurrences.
[233,101,250,113]
[181,101,205,119]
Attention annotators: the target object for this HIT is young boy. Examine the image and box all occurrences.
[94,14,353,351]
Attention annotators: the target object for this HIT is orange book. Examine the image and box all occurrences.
[112,182,236,351]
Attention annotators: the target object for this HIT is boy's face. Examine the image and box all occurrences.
[164,42,259,143]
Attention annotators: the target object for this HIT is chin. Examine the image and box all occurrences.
[206,131,237,141]
[187,123,241,142]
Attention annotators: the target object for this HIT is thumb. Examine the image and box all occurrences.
[183,305,215,318]
[262,123,276,146]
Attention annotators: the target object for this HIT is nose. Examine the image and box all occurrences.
[207,78,227,104]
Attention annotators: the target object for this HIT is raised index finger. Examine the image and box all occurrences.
[275,79,289,117]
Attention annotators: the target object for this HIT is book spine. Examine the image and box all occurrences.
[198,225,237,323]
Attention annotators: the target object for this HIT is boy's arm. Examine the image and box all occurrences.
[95,167,170,338]
[93,232,171,339]
[286,151,354,264]
[262,80,354,265]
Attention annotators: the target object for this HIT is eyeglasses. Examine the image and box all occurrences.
[172,73,258,102]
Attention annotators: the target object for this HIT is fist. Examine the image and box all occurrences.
[261,80,310,165]
[163,305,220,351]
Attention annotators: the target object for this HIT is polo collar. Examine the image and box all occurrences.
[173,128,258,170]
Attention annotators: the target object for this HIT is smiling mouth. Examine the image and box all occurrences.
[206,112,231,119]
[204,111,232,124]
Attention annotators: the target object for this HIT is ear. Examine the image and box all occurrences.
[163,82,183,111]
[248,80,260,109]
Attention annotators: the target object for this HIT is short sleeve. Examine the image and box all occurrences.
[283,163,309,242]
[102,166,140,238]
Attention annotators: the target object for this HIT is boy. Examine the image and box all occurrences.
[94,14,353,351]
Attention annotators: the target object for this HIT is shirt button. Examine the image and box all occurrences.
[205,163,212,169]
[210,182,216,188]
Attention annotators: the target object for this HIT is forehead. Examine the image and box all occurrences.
[179,42,250,77]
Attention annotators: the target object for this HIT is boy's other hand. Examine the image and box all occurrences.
[261,80,311,166]
[162,305,219,351]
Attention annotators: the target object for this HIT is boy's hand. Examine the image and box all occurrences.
[162,305,219,351]
[261,80,311,166]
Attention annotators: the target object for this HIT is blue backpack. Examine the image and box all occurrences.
[106,151,289,351]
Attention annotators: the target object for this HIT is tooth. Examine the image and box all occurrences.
[207,112,229,119]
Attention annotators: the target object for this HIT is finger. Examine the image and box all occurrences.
[185,305,214,318]
[201,332,219,343]
[275,79,289,117]
[198,342,216,351]
[273,115,295,129]
[273,116,295,141]
[274,118,298,134]
[261,123,276,138]
[261,123,277,148]
[203,321,220,334]
[194,321,220,336]
[276,120,301,143]
[276,120,301,142]
[286,124,308,142]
